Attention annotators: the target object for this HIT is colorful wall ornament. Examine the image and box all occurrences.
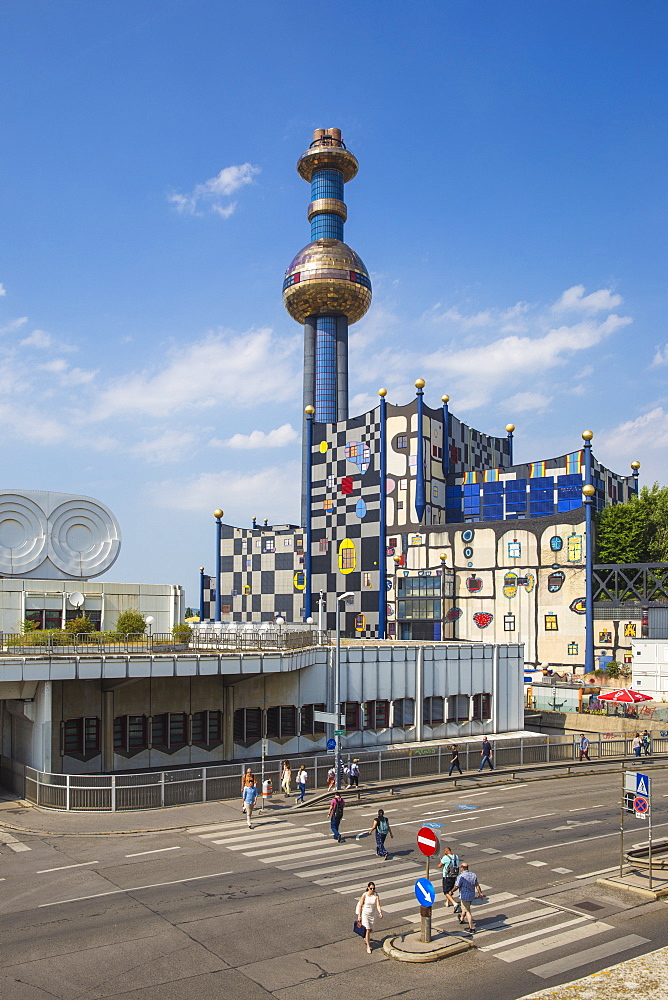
[569,597,586,615]
[466,574,483,593]
[445,607,463,622]
[338,538,357,575]
[547,570,565,592]
[355,498,367,518]
[567,533,583,562]
[473,612,493,628]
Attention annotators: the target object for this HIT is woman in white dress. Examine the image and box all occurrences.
[355,881,383,954]
[280,761,292,796]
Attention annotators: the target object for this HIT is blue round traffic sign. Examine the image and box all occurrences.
[326,738,336,751]
[415,877,436,907]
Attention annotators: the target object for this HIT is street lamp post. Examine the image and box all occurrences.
[213,509,224,623]
[335,592,354,791]
[581,431,595,675]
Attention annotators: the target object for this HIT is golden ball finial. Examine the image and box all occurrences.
[441,394,450,404]
[582,430,594,441]
[582,484,596,497]
[304,404,315,415]
[506,423,515,433]
[213,509,224,519]
[631,460,641,471]
[378,387,387,397]
[439,552,447,562]
[393,554,402,564]
[414,378,426,389]
[200,566,205,572]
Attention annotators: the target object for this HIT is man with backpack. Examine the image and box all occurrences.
[369,808,393,860]
[437,845,460,911]
[328,791,345,842]
[578,734,590,761]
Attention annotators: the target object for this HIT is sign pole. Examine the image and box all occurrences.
[619,768,625,878]
[649,802,653,891]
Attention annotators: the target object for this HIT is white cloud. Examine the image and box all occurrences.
[505,391,553,413]
[552,284,623,314]
[423,304,494,329]
[0,283,5,296]
[40,359,97,386]
[420,313,631,410]
[149,462,301,523]
[0,402,66,445]
[90,327,299,421]
[651,344,668,367]
[597,407,668,486]
[0,317,27,335]
[130,430,197,464]
[20,328,53,349]
[168,163,260,218]
[212,423,298,450]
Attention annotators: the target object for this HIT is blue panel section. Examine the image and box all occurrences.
[310,169,344,202]
[311,213,344,240]
[558,499,582,512]
[558,474,582,486]
[314,316,337,422]
[433,622,441,641]
[483,481,503,493]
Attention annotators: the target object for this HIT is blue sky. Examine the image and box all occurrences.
[1,1,666,606]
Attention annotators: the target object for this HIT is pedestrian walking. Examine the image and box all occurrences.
[242,779,258,829]
[348,759,360,788]
[355,881,383,954]
[327,766,336,790]
[632,732,642,758]
[642,729,651,755]
[369,808,393,860]
[328,791,345,842]
[454,862,484,933]
[241,767,255,812]
[437,845,460,910]
[449,744,462,776]
[578,734,590,762]
[296,764,308,803]
[280,760,292,797]
[478,737,493,771]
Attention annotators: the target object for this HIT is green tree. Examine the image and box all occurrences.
[115,609,147,637]
[172,622,193,643]
[596,482,668,564]
[185,607,195,618]
[65,615,95,635]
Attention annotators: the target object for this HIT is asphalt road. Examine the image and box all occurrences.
[1,769,667,1000]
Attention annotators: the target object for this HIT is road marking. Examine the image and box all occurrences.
[475,906,561,937]
[125,847,182,858]
[503,854,524,860]
[551,867,573,874]
[39,871,234,908]
[460,842,478,848]
[37,862,100,873]
[211,830,316,847]
[8,843,31,852]
[479,916,588,950]
[480,848,501,854]
[296,856,388,878]
[551,820,602,831]
[526,861,548,867]
[334,870,417,893]
[494,919,613,963]
[314,863,417,885]
[568,804,607,812]
[575,865,619,880]
[249,844,357,862]
[528,934,649,979]
[439,812,558,838]
[451,806,505,823]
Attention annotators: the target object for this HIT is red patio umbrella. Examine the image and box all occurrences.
[596,688,653,703]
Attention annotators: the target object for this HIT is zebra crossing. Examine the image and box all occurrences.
[188,818,649,980]
[0,830,31,853]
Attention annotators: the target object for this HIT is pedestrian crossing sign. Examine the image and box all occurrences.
[635,773,650,797]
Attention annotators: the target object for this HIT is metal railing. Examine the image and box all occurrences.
[21,733,668,811]
[0,629,326,657]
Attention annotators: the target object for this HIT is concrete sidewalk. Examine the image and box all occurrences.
[519,944,668,999]
[0,793,309,837]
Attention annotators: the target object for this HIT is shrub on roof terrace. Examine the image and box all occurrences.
[115,609,147,637]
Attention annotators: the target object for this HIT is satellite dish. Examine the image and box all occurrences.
[68,592,84,608]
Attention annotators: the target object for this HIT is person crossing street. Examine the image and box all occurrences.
[328,790,345,842]
[454,861,484,933]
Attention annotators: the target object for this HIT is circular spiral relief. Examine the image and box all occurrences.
[48,499,120,577]
[0,496,47,574]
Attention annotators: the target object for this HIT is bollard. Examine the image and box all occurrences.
[262,778,273,806]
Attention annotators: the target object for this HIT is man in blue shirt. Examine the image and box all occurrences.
[454,862,484,932]
[478,738,493,771]
[242,780,258,829]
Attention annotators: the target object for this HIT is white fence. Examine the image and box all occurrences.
[15,733,668,811]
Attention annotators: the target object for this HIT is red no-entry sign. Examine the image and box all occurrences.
[417,826,440,856]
